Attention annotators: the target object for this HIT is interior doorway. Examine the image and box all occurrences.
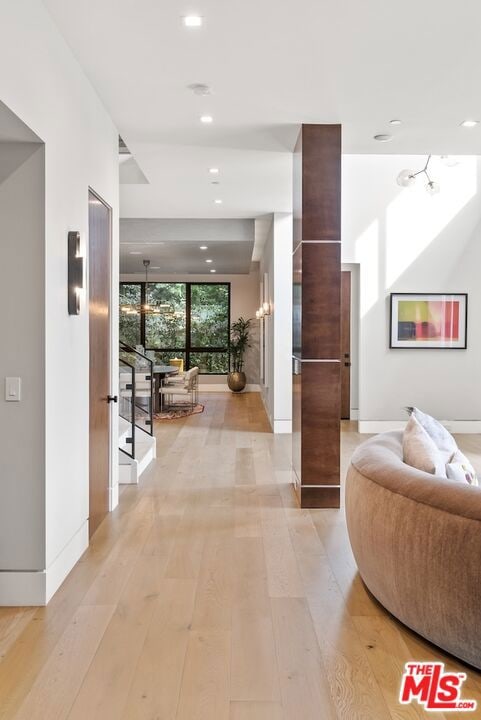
[341,270,351,420]
[89,188,112,537]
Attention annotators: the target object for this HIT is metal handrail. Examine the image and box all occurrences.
[119,341,154,437]
[119,357,136,459]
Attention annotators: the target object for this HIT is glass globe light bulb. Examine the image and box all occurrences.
[440,155,459,167]
[397,169,416,187]
[426,180,440,195]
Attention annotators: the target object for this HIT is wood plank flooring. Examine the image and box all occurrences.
[1,393,480,719]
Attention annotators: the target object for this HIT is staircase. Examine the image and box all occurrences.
[118,342,156,484]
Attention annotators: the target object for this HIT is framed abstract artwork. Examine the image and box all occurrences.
[390,293,467,349]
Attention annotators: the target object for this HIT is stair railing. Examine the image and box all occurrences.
[119,341,154,459]
[119,356,136,459]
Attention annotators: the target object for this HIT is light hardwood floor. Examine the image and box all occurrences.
[1,393,481,720]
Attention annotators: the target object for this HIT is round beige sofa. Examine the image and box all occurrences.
[346,431,481,669]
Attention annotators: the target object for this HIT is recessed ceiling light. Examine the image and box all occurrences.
[210,269,216,273]
[374,134,393,142]
[183,15,202,27]
[129,251,142,255]
[205,259,213,263]
[389,119,402,125]
[200,115,213,124]
[199,245,208,250]
[209,167,219,174]
[214,199,223,204]
[461,119,479,128]
[187,83,210,96]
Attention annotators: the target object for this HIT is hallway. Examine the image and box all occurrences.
[1,393,481,720]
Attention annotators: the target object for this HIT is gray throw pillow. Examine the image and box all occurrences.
[406,406,457,464]
[403,415,446,477]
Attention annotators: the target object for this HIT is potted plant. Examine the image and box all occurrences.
[228,317,252,392]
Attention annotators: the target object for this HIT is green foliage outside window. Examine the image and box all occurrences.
[119,284,141,347]
[145,283,186,348]
[119,282,230,373]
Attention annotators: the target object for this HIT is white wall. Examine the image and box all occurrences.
[342,154,481,431]
[259,213,293,432]
[120,267,260,388]
[0,0,119,604]
[0,142,45,571]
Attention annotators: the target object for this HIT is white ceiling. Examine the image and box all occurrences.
[44,0,481,219]
[120,218,255,274]
[119,144,292,219]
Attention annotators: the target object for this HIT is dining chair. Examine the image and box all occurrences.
[160,366,199,411]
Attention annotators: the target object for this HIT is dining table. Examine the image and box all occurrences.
[152,364,179,414]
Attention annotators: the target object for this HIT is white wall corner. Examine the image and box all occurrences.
[0,519,88,606]
[110,482,119,510]
[260,390,274,431]
[45,520,89,603]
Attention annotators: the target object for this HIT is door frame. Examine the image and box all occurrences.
[341,270,351,420]
[88,186,114,518]
[341,263,360,422]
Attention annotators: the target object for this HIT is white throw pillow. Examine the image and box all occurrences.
[407,407,457,463]
[446,450,479,486]
[403,414,446,476]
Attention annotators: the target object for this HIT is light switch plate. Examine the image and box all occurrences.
[5,377,21,402]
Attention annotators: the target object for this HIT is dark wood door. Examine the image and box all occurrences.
[340,271,351,420]
[89,189,111,537]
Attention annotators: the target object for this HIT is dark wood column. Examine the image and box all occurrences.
[292,124,341,508]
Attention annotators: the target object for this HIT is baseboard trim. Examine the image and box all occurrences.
[0,570,46,606]
[110,483,119,511]
[0,520,89,606]
[45,520,89,603]
[273,419,292,434]
[358,420,481,434]
[199,384,260,392]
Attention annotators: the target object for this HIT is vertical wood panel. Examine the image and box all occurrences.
[292,125,341,508]
[301,124,341,242]
[89,190,111,537]
[302,243,340,359]
[301,362,340,487]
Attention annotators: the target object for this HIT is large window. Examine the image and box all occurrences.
[120,282,230,374]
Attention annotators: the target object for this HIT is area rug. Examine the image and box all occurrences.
[155,403,204,421]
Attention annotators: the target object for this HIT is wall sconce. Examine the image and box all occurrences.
[68,231,84,315]
[256,302,272,320]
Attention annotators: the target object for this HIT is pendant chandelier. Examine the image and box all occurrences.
[396,155,440,195]
[120,259,174,316]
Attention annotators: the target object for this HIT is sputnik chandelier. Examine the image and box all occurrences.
[397,155,440,195]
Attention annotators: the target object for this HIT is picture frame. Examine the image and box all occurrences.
[390,293,468,349]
